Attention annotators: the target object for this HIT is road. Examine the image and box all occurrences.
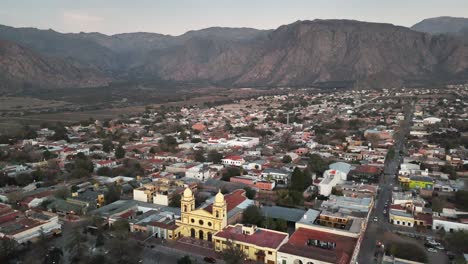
[357,100,414,264]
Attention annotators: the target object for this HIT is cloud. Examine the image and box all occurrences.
[62,11,103,23]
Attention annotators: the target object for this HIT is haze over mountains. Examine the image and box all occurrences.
[1,17,468,92]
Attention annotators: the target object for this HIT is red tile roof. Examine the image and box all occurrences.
[204,189,247,214]
[414,213,433,225]
[354,165,381,174]
[214,224,287,249]
[278,228,357,264]
[224,156,243,161]
[119,210,135,219]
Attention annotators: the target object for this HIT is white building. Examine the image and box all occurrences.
[261,168,291,185]
[226,137,260,148]
[221,156,245,167]
[317,163,350,197]
[185,164,216,181]
[0,210,61,244]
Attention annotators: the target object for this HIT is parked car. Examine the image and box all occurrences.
[373,217,378,222]
[435,245,444,250]
[204,257,216,263]
[427,248,437,253]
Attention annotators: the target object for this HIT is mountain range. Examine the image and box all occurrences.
[1,17,468,92]
[411,16,468,36]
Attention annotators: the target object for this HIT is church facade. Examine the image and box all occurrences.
[176,187,228,241]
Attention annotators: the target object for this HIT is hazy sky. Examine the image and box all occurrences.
[1,0,466,35]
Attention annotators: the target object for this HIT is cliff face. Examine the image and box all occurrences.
[140,20,468,87]
[0,40,110,91]
[1,19,468,91]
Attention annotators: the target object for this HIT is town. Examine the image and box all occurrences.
[0,85,467,264]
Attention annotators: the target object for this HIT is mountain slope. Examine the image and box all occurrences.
[134,20,468,87]
[0,25,119,71]
[0,20,468,90]
[412,16,468,35]
[0,40,110,92]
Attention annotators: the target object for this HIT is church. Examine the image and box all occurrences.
[176,187,250,241]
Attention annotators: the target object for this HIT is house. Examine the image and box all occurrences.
[261,168,292,185]
[0,210,61,244]
[226,137,260,148]
[317,163,351,196]
[389,205,415,227]
[95,160,117,170]
[409,176,434,190]
[185,164,217,181]
[222,156,245,167]
[230,175,276,191]
[214,224,288,264]
[348,165,382,183]
[277,227,357,264]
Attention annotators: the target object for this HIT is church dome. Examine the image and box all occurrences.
[183,187,193,198]
[214,190,225,205]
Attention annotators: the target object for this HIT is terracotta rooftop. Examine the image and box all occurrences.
[204,189,247,214]
[214,224,287,249]
[278,228,357,264]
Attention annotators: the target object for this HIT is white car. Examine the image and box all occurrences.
[373,217,378,222]
[427,248,437,253]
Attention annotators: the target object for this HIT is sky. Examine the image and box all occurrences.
[0,0,467,35]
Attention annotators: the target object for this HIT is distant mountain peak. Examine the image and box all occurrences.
[412,16,468,35]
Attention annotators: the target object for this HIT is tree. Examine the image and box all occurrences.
[169,194,181,208]
[454,190,468,211]
[282,155,292,164]
[221,167,241,181]
[386,242,427,263]
[308,154,328,175]
[48,124,69,141]
[97,167,112,176]
[115,145,125,159]
[194,149,206,162]
[290,168,306,191]
[386,148,396,160]
[221,240,246,264]
[111,219,130,239]
[331,187,343,196]
[207,150,223,164]
[74,158,94,173]
[177,256,193,264]
[54,187,70,199]
[102,139,114,153]
[6,191,23,208]
[0,238,18,262]
[242,205,264,226]
[65,226,88,263]
[179,131,188,141]
[243,186,256,200]
[71,168,91,179]
[264,217,287,232]
[106,237,142,264]
[441,164,458,180]
[446,231,468,253]
[16,173,33,186]
[105,184,121,205]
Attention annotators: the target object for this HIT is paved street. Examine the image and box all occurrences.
[357,100,414,264]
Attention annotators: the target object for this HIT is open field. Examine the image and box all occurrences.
[0,87,287,135]
[0,96,70,111]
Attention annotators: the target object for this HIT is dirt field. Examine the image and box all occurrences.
[0,96,70,111]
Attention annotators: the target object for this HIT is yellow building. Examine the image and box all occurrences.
[213,224,288,264]
[317,211,349,229]
[176,187,227,242]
